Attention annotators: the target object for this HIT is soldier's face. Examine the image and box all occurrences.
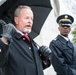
[58,25,71,37]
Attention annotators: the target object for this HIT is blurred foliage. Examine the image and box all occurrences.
[71,24,76,43]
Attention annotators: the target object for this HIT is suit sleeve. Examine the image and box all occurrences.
[0,39,9,67]
[49,42,76,75]
[32,40,51,69]
[41,58,51,69]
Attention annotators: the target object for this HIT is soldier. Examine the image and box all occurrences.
[49,14,76,75]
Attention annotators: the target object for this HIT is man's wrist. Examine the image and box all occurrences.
[1,37,8,44]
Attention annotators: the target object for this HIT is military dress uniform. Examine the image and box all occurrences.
[49,14,76,75]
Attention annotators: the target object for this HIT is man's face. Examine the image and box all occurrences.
[58,25,71,37]
[14,8,33,33]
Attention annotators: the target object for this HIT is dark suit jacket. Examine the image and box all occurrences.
[0,33,51,75]
[49,35,76,75]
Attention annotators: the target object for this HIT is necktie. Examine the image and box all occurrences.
[24,34,30,42]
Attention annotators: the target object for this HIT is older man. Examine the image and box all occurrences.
[0,5,51,75]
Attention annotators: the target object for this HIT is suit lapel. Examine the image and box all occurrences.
[67,40,73,49]
[57,35,73,49]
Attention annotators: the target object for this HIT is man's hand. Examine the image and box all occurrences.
[38,45,51,60]
[1,23,17,42]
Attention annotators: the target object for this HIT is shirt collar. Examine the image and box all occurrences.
[60,34,69,41]
[17,29,24,36]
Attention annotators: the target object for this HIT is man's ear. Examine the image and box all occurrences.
[14,17,18,25]
[58,26,60,31]
[69,27,71,31]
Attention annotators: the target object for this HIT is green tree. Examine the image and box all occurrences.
[71,24,76,43]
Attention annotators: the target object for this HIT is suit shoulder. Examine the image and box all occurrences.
[51,38,58,42]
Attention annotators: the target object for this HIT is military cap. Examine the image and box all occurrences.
[56,14,74,26]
